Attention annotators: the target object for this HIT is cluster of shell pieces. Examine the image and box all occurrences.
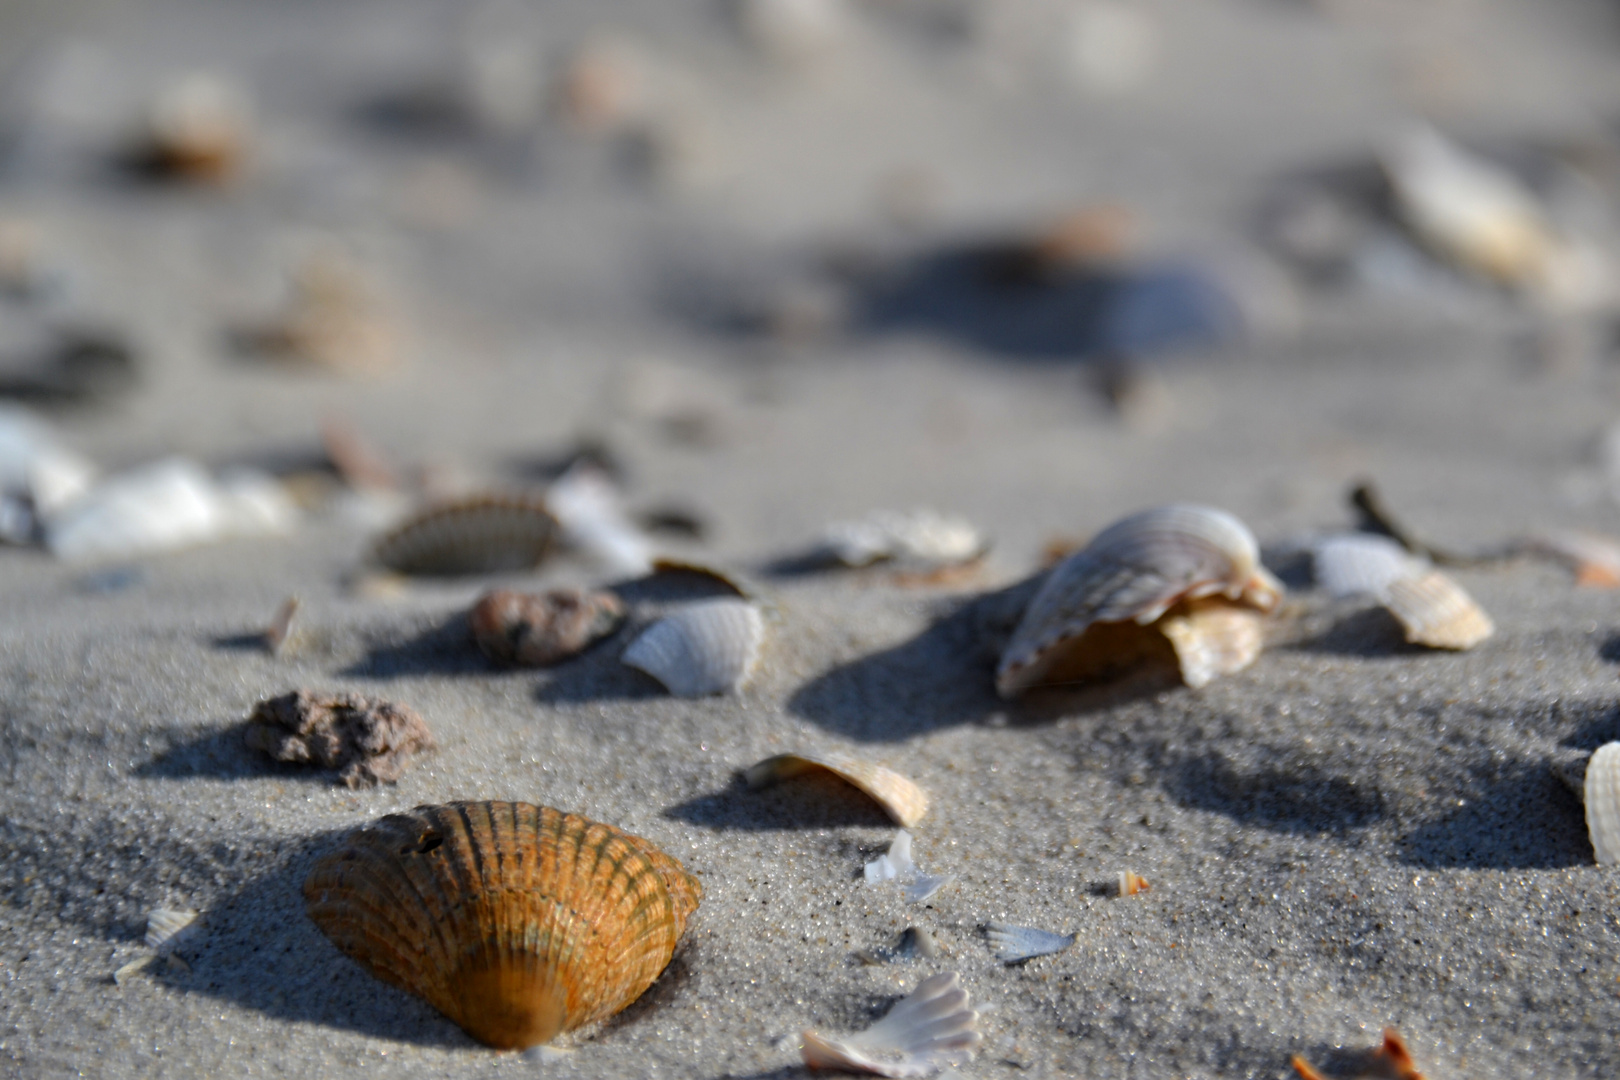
[304,801,701,1049]
[1311,533,1493,650]
[244,689,435,787]
[997,504,1282,696]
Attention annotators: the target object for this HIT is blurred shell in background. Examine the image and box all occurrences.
[139,72,250,183]
[371,493,556,576]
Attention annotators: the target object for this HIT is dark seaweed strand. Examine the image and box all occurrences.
[1350,480,1524,568]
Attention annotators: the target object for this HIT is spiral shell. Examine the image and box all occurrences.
[303,801,702,1049]
[996,505,1280,697]
[371,494,557,576]
[622,599,765,696]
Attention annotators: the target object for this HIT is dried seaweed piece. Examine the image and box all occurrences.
[244,690,434,787]
[468,587,626,666]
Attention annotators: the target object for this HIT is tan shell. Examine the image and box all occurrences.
[1383,570,1493,650]
[622,599,765,696]
[304,801,701,1049]
[372,494,557,576]
[744,751,929,827]
[1584,742,1620,866]
[468,588,626,666]
[1157,598,1268,690]
[996,504,1280,697]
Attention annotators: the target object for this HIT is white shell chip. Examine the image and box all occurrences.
[622,598,765,696]
[1584,742,1620,866]
[985,922,1075,964]
[145,908,199,950]
[1311,533,1426,600]
[800,971,981,1078]
[820,508,986,569]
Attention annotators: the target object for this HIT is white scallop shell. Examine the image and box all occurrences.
[984,922,1074,964]
[622,599,764,696]
[1584,742,1620,866]
[1383,569,1493,650]
[145,908,199,950]
[744,750,929,826]
[800,971,981,1078]
[1156,599,1267,689]
[996,504,1279,697]
[820,508,986,569]
[1311,533,1426,599]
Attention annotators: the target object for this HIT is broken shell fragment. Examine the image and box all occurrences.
[244,689,435,787]
[744,750,929,827]
[622,598,764,697]
[1311,533,1427,600]
[984,922,1074,964]
[1382,570,1493,650]
[1584,742,1620,866]
[1527,531,1620,588]
[546,463,653,576]
[864,830,952,903]
[800,971,981,1078]
[469,587,626,667]
[819,508,988,571]
[371,493,556,576]
[1292,1027,1424,1080]
[1117,870,1150,896]
[304,801,702,1049]
[145,908,199,950]
[996,504,1281,697]
[140,73,250,183]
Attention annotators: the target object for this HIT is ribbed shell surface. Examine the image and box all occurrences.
[1584,742,1620,866]
[303,801,701,1048]
[1383,569,1493,650]
[621,599,765,697]
[372,496,557,576]
[997,505,1267,697]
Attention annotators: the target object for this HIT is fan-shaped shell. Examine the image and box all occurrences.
[985,922,1074,964]
[622,599,764,696]
[744,751,929,826]
[1311,533,1426,599]
[1584,742,1620,866]
[371,494,557,576]
[800,971,980,1078]
[1383,570,1492,650]
[303,801,702,1049]
[996,504,1280,697]
[1156,598,1267,689]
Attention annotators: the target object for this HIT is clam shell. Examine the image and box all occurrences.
[371,494,556,576]
[1583,742,1620,866]
[145,908,199,950]
[468,587,626,667]
[1156,598,1267,689]
[985,922,1074,964]
[304,801,702,1049]
[1311,533,1426,599]
[622,599,764,696]
[744,751,928,827]
[997,504,1279,697]
[800,971,981,1078]
[1383,570,1493,650]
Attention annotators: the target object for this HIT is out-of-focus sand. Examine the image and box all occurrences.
[3,1,1620,1078]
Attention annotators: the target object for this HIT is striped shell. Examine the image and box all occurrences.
[996,505,1280,697]
[1584,742,1620,866]
[303,801,702,1049]
[744,751,929,826]
[1383,570,1493,650]
[371,494,557,576]
[622,599,764,696]
[800,971,981,1078]
[1311,533,1426,599]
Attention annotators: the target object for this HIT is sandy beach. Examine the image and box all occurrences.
[4,1,1620,1077]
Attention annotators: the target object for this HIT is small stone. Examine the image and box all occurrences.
[468,588,626,667]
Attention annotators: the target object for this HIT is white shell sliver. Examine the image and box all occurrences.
[622,599,765,696]
[820,508,985,569]
[145,908,199,950]
[745,751,929,826]
[547,463,653,576]
[863,830,952,903]
[1311,533,1426,599]
[1584,742,1620,866]
[985,922,1074,963]
[800,971,981,1078]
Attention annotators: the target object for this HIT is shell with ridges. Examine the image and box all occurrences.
[371,494,557,576]
[1584,742,1620,866]
[985,922,1074,964]
[744,751,928,827]
[303,801,701,1049]
[800,971,981,1078]
[1156,598,1268,690]
[622,599,764,696]
[997,504,1280,697]
[1383,570,1492,650]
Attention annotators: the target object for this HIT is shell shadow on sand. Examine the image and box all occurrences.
[132,720,324,783]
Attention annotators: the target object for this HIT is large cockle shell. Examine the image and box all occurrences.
[1583,742,1620,866]
[371,494,557,576]
[744,751,929,827]
[996,504,1281,697]
[304,802,702,1049]
[622,599,765,696]
[800,971,981,1078]
[1382,570,1492,650]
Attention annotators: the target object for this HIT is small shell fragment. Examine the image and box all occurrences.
[1527,532,1620,588]
[800,971,981,1078]
[248,250,397,374]
[1583,742,1620,866]
[264,595,300,655]
[141,73,249,183]
[1383,570,1493,650]
[984,922,1075,964]
[145,908,199,950]
[1311,533,1427,599]
[244,690,435,787]
[622,599,764,697]
[864,831,953,903]
[997,504,1281,697]
[1291,1027,1424,1080]
[744,751,928,827]
[547,463,653,576]
[371,493,556,576]
[1117,870,1150,896]
[819,508,987,571]
[468,587,626,667]
[113,956,156,985]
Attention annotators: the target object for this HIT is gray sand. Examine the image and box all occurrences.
[4,1,1620,1078]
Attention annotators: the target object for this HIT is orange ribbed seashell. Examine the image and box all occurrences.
[303,801,702,1049]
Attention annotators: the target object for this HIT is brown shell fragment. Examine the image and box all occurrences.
[303,802,702,1049]
[1292,1027,1424,1080]
[744,751,929,827]
[1383,570,1492,650]
[468,587,626,666]
[244,690,434,787]
[372,494,557,576]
